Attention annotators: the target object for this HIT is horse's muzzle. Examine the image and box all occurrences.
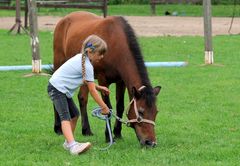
[141,139,157,148]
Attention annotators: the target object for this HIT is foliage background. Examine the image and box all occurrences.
[108,0,237,5]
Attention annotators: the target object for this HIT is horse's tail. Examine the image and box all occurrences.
[53,17,71,71]
[43,64,54,75]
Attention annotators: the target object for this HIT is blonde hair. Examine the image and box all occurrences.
[81,35,107,84]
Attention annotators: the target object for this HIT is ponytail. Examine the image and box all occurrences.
[81,52,87,84]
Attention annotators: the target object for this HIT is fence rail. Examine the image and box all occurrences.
[150,0,202,15]
[0,0,108,28]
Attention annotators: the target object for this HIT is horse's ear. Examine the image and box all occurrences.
[132,87,141,99]
[153,86,161,96]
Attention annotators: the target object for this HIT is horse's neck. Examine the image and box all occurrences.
[117,59,146,91]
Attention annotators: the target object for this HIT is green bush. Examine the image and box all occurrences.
[212,0,237,5]
[108,0,237,5]
[108,0,149,5]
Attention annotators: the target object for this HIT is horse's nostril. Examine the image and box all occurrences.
[145,140,151,145]
[145,140,157,147]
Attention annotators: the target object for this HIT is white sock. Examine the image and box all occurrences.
[67,140,77,148]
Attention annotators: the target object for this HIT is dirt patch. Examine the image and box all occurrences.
[0,16,239,36]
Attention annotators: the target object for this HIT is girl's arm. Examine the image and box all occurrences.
[96,85,110,96]
[86,81,109,115]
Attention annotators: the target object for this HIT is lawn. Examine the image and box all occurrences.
[0,29,239,165]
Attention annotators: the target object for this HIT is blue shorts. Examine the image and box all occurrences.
[47,82,79,121]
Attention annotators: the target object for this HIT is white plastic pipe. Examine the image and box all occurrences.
[0,62,187,71]
[145,62,187,67]
[0,64,53,71]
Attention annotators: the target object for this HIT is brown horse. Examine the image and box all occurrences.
[53,11,161,147]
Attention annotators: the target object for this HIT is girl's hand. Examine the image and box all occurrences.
[101,106,110,115]
[97,85,110,96]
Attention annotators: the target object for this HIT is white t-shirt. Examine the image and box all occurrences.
[49,53,94,98]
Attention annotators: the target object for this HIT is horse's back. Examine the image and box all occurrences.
[65,11,100,22]
[53,12,101,70]
[63,11,118,38]
[53,12,124,70]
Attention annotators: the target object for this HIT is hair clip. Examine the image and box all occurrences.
[86,42,93,48]
[85,42,96,51]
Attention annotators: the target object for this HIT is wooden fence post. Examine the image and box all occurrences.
[28,0,41,73]
[103,0,107,17]
[9,0,28,34]
[203,0,214,64]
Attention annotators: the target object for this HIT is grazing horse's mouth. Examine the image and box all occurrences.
[136,133,157,148]
[140,139,157,148]
[142,140,157,147]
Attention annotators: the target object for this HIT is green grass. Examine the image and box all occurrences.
[0,29,240,165]
[0,4,240,17]
[0,30,53,66]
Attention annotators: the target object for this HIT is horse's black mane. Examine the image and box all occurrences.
[117,17,156,107]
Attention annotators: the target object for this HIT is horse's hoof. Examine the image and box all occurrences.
[82,129,94,136]
[105,137,115,143]
[113,134,122,140]
[54,125,63,135]
[113,130,122,139]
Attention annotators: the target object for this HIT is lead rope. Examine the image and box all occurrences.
[92,104,155,150]
[91,86,155,150]
[92,107,114,151]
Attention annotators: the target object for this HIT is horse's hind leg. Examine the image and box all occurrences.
[78,85,93,136]
[113,81,126,139]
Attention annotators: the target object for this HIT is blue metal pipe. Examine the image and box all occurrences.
[0,62,187,71]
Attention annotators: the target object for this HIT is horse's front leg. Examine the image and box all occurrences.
[78,84,93,136]
[97,77,113,142]
[113,81,126,139]
[102,89,113,142]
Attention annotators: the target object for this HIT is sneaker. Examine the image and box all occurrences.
[69,142,91,155]
[63,141,69,150]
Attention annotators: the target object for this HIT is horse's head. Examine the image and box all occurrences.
[127,86,161,147]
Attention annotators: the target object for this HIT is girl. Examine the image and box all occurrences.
[47,35,110,155]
